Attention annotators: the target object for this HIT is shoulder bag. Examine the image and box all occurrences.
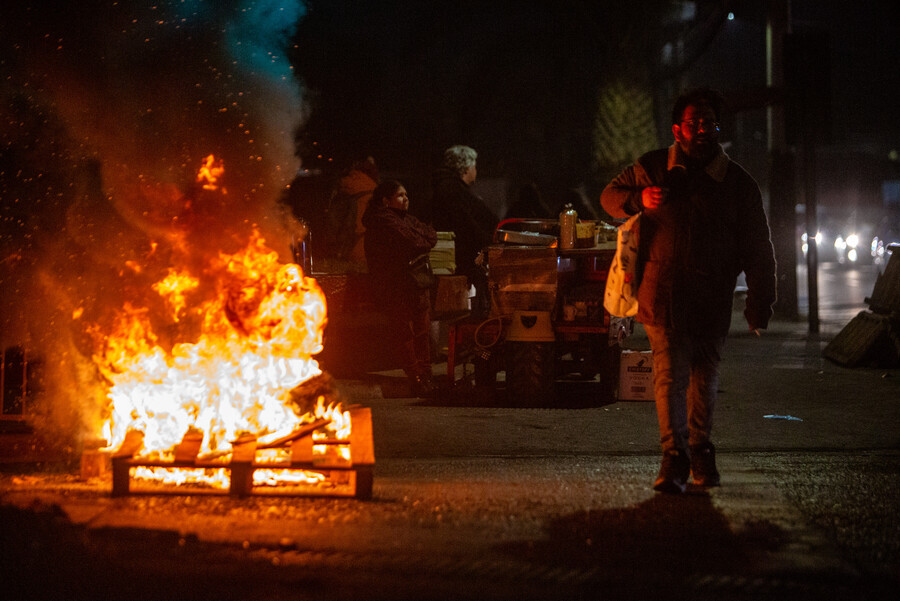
[603,212,640,317]
[407,253,436,290]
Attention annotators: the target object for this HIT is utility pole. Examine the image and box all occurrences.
[785,24,831,335]
[780,2,830,334]
[767,0,800,321]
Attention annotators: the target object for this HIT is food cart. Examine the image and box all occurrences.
[447,219,632,404]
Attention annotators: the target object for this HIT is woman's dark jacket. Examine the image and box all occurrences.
[600,145,777,337]
[362,203,437,316]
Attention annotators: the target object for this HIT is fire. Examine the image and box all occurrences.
[90,156,346,485]
[197,154,226,192]
[151,268,199,322]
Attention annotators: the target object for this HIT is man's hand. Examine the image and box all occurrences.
[641,186,666,210]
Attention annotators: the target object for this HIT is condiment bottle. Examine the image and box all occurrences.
[559,203,577,250]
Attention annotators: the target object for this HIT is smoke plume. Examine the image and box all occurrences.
[0,1,308,449]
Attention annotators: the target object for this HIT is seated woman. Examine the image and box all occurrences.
[362,180,438,397]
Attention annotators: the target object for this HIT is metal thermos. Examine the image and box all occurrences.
[559,203,577,250]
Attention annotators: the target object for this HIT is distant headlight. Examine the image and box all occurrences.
[834,236,846,250]
[846,233,859,248]
[801,231,823,244]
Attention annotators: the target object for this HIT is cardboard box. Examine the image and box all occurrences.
[618,350,654,401]
[431,275,470,318]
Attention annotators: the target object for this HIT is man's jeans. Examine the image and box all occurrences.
[643,325,726,453]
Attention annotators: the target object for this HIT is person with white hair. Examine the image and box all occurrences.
[431,145,497,316]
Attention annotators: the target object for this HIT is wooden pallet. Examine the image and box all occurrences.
[866,249,900,314]
[823,312,900,368]
[109,407,374,499]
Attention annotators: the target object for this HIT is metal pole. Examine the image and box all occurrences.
[766,0,789,153]
[767,0,800,320]
[803,140,820,333]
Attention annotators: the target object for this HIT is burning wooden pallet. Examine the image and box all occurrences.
[103,406,374,499]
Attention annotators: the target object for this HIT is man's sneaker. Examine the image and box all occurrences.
[690,442,720,487]
[653,448,690,494]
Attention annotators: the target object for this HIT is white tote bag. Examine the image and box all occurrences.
[603,213,640,317]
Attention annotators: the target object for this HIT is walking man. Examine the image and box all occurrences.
[601,88,777,493]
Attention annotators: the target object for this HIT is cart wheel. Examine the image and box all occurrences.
[506,341,555,406]
[577,334,607,380]
[578,353,599,380]
[473,354,497,387]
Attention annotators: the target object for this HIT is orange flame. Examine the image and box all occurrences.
[151,268,199,322]
[94,232,329,458]
[197,154,226,192]
[91,156,340,478]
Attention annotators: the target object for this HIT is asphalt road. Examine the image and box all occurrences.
[1,296,898,600]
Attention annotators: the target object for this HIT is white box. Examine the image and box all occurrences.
[618,350,654,401]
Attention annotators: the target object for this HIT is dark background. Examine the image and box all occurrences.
[289,0,900,223]
[1,0,899,327]
[3,1,898,236]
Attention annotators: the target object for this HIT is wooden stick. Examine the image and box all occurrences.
[257,418,332,449]
[173,429,203,462]
[189,417,333,461]
[113,429,145,458]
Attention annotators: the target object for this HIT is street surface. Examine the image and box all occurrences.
[797,262,882,324]
[1,263,898,600]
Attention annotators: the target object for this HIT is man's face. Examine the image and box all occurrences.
[462,163,477,185]
[673,103,719,164]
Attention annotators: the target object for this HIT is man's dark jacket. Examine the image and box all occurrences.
[431,168,497,281]
[601,145,776,337]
